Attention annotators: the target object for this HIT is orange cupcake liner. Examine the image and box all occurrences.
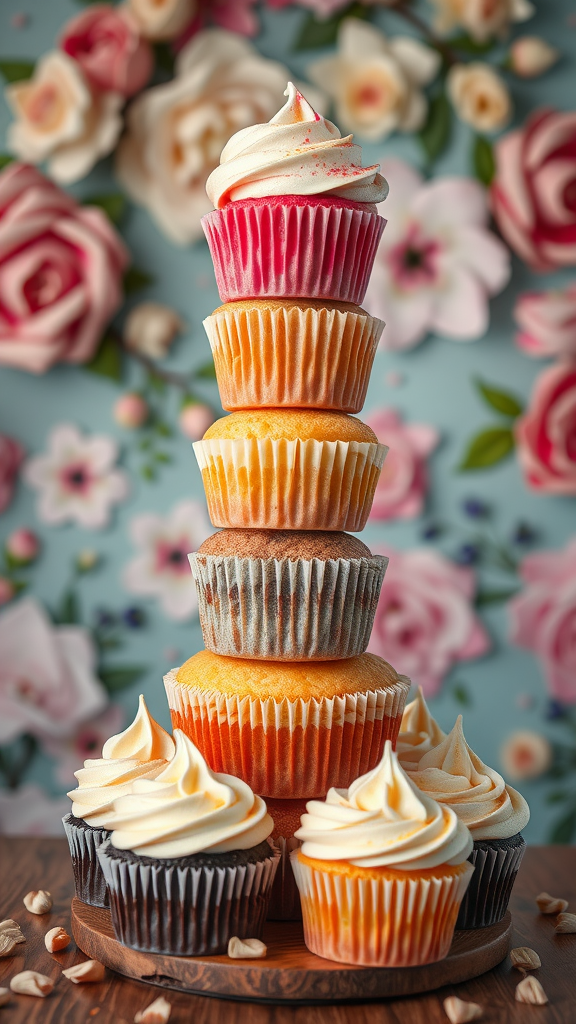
[291,854,474,967]
[192,438,387,531]
[164,669,409,799]
[203,303,384,413]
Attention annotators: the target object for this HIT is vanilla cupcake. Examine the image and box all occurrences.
[406,716,530,928]
[97,731,279,956]
[63,695,174,907]
[396,687,446,767]
[292,741,473,967]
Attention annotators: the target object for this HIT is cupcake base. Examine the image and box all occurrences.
[266,797,308,921]
[456,833,526,929]
[63,813,111,908]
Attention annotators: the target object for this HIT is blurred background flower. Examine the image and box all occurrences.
[367,408,439,520]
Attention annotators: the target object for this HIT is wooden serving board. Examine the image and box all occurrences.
[71,898,512,1003]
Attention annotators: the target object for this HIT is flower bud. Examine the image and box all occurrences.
[447,62,512,132]
[114,393,149,429]
[510,37,559,78]
[179,402,215,441]
[0,577,15,606]
[500,730,552,780]
[76,549,99,572]
[6,528,40,565]
[124,302,183,360]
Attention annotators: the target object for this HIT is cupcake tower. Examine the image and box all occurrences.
[165,84,410,918]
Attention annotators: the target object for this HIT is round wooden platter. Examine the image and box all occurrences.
[71,898,512,1004]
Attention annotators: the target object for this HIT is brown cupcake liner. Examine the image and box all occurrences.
[456,834,526,929]
[188,551,388,661]
[62,813,110,908]
[268,835,302,921]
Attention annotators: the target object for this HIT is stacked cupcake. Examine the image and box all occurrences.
[165,84,410,919]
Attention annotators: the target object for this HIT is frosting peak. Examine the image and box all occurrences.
[206,81,389,209]
[397,687,446,767]
[102,694,175,762]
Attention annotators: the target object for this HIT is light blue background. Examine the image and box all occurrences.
[0,0,575,841]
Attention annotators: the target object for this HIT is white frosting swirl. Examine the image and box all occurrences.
[397,687,446,767]
[109,730,273,859]
[295,741,472,871]
[206,82,389,209]
[406,716,530,841]
[68,695,175,828]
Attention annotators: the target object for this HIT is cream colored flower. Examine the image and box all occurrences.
[124,302,184,359]
[6,51,122,184]
[500,731,552,781]
[116,29,292,244]
[447,62,512,133]
[509,36,559,78]
[308,19,440,142]
[431,0,534,43]
[127,0,196,40]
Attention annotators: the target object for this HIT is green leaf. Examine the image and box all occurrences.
[447,33,495,55]
[419,93,451,165]
[452,682,472,707]
[194,361,217,380]
[0,154,13,171]
[154,451,172,464]
[155,421,173,438]
[99,665,146,693]
[141,464,156,481]
[475,379,523,418]
[293,2,369,50]
[85,334,123,382]
[84,192,126,225]
[459,427,515,471]
[123,266,154,296]
[57,590,79,625]
[473,135,496,187]
[549,806,576,844]
[0,59,35,83]
[475,587,519,606]
[546,790,569,805]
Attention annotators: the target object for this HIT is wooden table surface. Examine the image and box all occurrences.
[0,838,574,1024]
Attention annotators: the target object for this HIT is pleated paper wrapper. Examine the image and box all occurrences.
[268,835,302,921]
[204,303,384,412]
[188,552,388,661]
[193,438,387,531]
[97,839,280,956]
[456,834,526,929]
[164,669,410,799]
[201,200,385,304]
[63,813,111,908]
[291,854,474,967]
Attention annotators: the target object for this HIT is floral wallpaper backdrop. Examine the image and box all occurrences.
[0,0,575,842]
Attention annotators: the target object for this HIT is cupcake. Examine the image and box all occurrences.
[97,730,279,956]
[164,649,410,798]
[396,686,446,768]
[193,409,387,531]
[292,741,473,967]
[266,797,308,921]
[204,298,384,413]
[189,529,388,661]
[405,716,530,929]
[63,695,175,908]
[203,83,388,305]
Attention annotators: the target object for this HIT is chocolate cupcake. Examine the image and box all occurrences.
[189,529,388,661]
[97,730,279,956]
[64,695,174,908]
[405,716,530,929]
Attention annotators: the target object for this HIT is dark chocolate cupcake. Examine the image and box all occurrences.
[456,832,526,929]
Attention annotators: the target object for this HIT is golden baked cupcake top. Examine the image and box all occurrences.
[211,298,367,316]
[203,410,378,443]
[197,529,372,561]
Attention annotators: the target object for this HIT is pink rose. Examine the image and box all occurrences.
[60,5,153,97]
[515,362,576,494]
[491,109,576,272]
[368,547,490,696]
[0,163,129,373]
[367,408,439,520]
[509,539,576,703]
[0,434,24,513]
[514,283,576,358]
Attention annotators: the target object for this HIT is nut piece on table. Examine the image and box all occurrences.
[62,960,105,984]
[0,988,10,1007]
[443,995,483,1022]
[515,976,549,1005]
[45,926,71,952]
[10,971,54,997]
[23,890,53,915]
[0,934,17,958]
[535,891,568,914]
[555,912,576,933]
[134,995,172,1023]
[0,920,25,944]
[510,946,542,971]
[227,936,267,959]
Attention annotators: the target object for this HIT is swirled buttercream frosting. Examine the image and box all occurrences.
[206,81,389,209]
[294,740,472,871]
[109,730,273,859]
[397,687,446,767]
[68,695,175,828]
[405,716,530,841]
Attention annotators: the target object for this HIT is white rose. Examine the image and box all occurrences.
[447,62,512,133]
[124,301,184,359]
[5,51,122,185]
[115,29,292,244]
[127,0,196,40]
[431,0,534,42]
[509,36,559,78]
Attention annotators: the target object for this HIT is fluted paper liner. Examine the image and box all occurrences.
[188,552,388,661]
[268,835,302,921]
[201,201,385,304]
[204,303,384,412]
[291,854,474,967]
[164,668,410,798]
[456,835,526,929]
[63,813,111,908]
[193,438,387,531]
[97,839,280,956]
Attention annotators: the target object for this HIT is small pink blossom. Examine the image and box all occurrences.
[500,731,552,780]
[368,547,490,696]
[0,434,24,514]
[114,393,149,429]
[514,283,576,358]
[0,578,15,605]
[24,424,129,529]
[60,5,153,97]
[366,408,439,520]
[6,528,40,564]
[515,363,576,494]
[0,783,70,836]
[42,704,124,785]
[179,403,215,441]
[509,539,576,704]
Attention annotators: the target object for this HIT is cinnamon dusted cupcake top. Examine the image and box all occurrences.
[202,409,378,443]
[197,529,372,561]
